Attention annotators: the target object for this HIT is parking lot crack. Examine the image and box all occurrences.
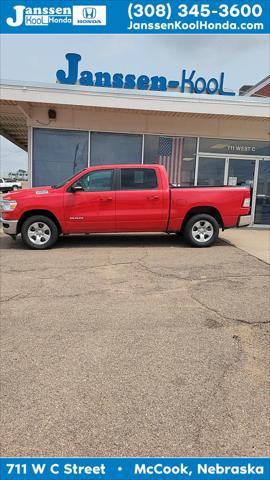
[137,262,270,284]
[190,292,270,326]
[0,292,32,303]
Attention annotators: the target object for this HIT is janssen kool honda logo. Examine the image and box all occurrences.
[6,5,106,27]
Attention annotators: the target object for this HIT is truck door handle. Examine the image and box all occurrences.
[100,196,113,202]
[147,195,159,200]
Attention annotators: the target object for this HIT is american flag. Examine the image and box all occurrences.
[158,137,183,185]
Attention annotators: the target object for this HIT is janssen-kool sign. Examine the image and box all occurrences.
[56,53,235,96]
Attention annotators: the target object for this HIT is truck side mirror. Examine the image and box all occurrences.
[71,185,84,192]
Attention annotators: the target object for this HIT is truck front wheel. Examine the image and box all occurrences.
[184,214,219,247]
[21,215,59,250]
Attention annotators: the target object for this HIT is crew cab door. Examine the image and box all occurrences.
[63,168,116,232]
[115,167,167,232]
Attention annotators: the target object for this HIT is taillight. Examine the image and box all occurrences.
[242,197,250,208]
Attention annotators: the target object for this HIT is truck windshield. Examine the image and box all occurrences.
[51,169,87,189]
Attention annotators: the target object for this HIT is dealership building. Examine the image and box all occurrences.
[0,76,269,225]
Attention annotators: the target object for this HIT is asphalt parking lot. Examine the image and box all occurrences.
[1,232,269,457]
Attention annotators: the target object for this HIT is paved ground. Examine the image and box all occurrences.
[221,228,270,264]
[0,232,269,457]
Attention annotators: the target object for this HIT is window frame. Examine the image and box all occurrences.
[119,167,158,191]
[67,168,117,193]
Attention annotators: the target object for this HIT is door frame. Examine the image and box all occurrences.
[252,157,270,227]
[195,154,270,226]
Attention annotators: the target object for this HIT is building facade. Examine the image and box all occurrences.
[1,81,270,225]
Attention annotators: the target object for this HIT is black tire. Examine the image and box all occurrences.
[21,215,59,250]
[184,214,219,248]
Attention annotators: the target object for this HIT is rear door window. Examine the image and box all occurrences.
[120,168,157,190]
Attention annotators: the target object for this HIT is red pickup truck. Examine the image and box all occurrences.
[1,164,251,250]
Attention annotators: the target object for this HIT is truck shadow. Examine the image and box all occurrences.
[60,233,191,249]
[0,232,230,250]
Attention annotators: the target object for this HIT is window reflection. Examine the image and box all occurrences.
[199,138,270,157]
[91,132,142,165]
[197,157,225,186]
[33,129,88,187]
[143,135,196,186]
[228,159,255,187]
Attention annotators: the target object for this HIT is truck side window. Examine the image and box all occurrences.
[121,168,157,190]
[74,169,114,191]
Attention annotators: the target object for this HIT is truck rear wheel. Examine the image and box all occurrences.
[184,214,219,247]
[21,215,59,250]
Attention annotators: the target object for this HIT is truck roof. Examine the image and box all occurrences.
[83,164,164,169]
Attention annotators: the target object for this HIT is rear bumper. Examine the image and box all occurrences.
[1,217,18,235]
[238,214,252,227]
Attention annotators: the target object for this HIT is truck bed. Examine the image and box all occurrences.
[168,185,251,232]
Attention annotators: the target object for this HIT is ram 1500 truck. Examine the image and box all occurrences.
[0,164,251,250]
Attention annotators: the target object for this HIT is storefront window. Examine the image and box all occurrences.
[32,128,88,187]
[143,135,160,164]
[143,135,196,185]
[90,132,142,165]
[197,157,225,186]
[199,138,270,157]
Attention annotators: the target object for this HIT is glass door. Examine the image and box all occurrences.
[254,160,270,225]
[227,158,256,187]
[226,158,257,224]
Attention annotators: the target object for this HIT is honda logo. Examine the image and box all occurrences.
[73,6,107,26]
[83,7,96,19]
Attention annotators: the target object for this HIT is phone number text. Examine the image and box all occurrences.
[128,3,263,20]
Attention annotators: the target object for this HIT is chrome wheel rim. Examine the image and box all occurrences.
[27,222,51,245]
[191,220,214,243]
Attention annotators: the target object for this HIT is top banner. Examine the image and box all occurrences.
[0,0,269,34]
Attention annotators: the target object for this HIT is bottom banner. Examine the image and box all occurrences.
[0,458,269,480]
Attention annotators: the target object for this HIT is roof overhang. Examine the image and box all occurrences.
[1,80,269,151]
[0,100,28,151]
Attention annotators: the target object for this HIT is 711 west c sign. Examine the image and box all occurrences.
[56,53,235,96]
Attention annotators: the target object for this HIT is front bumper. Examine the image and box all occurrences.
[238,214,252,227]
[0,217,18,235]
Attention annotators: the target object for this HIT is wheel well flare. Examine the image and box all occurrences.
[17,210,62,234]
[181,207,224,230]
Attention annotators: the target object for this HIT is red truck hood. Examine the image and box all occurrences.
[4,186,53,200]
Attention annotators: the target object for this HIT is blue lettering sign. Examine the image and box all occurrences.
[56,53,235,96]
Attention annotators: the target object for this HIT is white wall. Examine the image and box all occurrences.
[28,105,269,141]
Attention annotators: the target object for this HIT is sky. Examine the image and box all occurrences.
[1,34,269,175]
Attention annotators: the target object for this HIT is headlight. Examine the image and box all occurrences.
[0,200,17,211]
